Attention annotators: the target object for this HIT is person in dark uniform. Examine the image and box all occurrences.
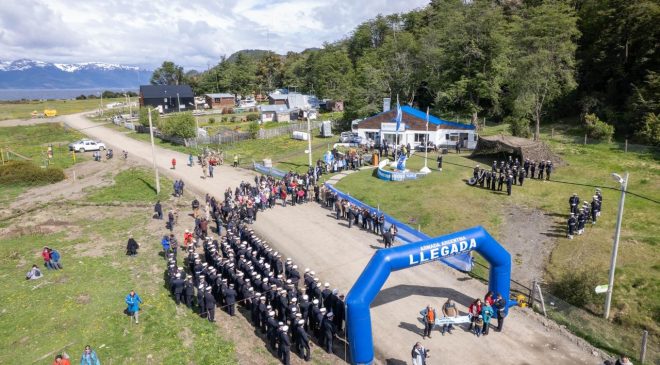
[321,312,336,353]
[267,311,279,349]
[493,293,506,332]
[347,206,354,228]
[204,286,216,322]
[497,173,504,191]
[225,284,237,316]
[530,160,536,179]
[567,213,577,239]
[383,230,393,248]
[320,283,332,309]
[436,155,443,171]
[538,160,545,179]
[333,294,345,333]
[171,273,185,305]
[197,284,206,316]
[278,325,292,365]
[485,171,491,190]
[294,319,311,361]
[523,159,530,177]
[569,193,580,214]
[591,195,601,224]
[184,277,194,308]
[577,209,587,235]
[154,200,163,219]
[544,160,552,180]
[506,175,513,196]
[518,169,525,186]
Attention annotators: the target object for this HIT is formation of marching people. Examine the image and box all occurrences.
[470,156,554,196]
[157,174,346,364]
[567,188,603,239]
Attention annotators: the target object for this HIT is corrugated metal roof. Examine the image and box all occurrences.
[205,93,234,98]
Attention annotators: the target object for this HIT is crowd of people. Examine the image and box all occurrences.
[153,174,350,364]
[470,156,554,196]
[567,189,603,239]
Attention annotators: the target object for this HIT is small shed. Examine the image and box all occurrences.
[268,94,288,105]
[205,93,235,109]
[472,135,563,165]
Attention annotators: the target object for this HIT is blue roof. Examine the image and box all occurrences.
[401,106,475,130]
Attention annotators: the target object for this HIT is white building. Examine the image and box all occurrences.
[355,106,477,149]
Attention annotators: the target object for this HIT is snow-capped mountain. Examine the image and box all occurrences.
[0,59,152,89]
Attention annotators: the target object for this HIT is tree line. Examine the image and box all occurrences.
[151,0,659,145]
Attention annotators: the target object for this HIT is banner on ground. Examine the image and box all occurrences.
[253,162,287,179]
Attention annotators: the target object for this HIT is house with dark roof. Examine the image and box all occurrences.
[139,85,194,113]
[356,106,477,149]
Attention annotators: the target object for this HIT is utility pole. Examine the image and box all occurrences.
[177,92,181,112]
[148,108,161,194]
[604,172,628,319]
[306,109,313,167]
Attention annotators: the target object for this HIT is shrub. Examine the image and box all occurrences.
[208,117,216,124]
[248,121,261,138]
[160,112,196,138]
[584,113,614,142]
[138,107,160,127]
[506,116,532,138]
[246,113,259,122]
[549,269,600,308]
[230,116,238,123]
[0,160,65,185]
[635,112,660,146]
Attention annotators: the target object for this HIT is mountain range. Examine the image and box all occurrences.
[0,59,153,89]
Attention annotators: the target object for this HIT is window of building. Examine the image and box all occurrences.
[414,133,429,142]
[448,133,459,142]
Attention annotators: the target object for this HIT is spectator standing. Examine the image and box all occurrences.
[421,304,436,338]
[411,342,429,365]
[79,345,100,365]
[125,290,142,324]
[441,298,458,335]
[126,235,139,256]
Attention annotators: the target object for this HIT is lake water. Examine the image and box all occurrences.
[0,88,137,101]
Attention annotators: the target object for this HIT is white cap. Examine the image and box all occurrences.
[268,311,275,316]
[298,319,305,325]
[282,325,289,331]
[313,299,319,304]
[302,295,308,300]
[324,282,330,287]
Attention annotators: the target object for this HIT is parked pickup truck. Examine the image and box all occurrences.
[68,139,106,152]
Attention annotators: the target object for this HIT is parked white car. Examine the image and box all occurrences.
[68,139,106,152]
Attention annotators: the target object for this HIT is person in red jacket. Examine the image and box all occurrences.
[484,291,494,306]
[468,298,482,331]
[171,158,177,170]
[42,246,54,270]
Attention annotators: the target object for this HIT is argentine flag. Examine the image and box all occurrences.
[395,101,402,132]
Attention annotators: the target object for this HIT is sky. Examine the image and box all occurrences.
[0,0,429,71]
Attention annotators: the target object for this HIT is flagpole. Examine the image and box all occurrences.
[420,106,431,174]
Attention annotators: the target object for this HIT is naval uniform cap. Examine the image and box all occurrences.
[320,308,326,313]
[286,279,292,284]
[175,273,181,277]
[298,319,305,325]
[310,271,315,276]
[312,299,319,304]
[268,311,275,316]
[332,289,338,295]
[291,297,297,302]
[324,282,330,287]
[302,295,308,300]
[206,286,212,291]
[282,325,289,331]
[292,265,297,269]
[304,268,310,273]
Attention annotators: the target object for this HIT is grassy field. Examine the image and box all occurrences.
[335,124,659,360]
[0,123,86,169]
[86,168,172,204]
[0,98,125,121]
[0,167,238,364]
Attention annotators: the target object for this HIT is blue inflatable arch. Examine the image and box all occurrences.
[345,226,512,365]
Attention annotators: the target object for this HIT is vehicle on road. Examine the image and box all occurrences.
[339,132,363,144]
[68,139,106,152]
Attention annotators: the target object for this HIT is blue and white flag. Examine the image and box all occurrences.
[396,153,407,171]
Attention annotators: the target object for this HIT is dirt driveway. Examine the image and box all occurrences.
[59,113,603,364]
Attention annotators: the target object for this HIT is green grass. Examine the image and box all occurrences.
[0,212,235,364]
[0,98,125,121]
[0,123,86,169]
[86,168,173,203]
[335,124,659,361]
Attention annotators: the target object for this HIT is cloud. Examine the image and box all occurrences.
[0,0,429,70]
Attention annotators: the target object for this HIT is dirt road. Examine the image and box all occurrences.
[60,113,601,364]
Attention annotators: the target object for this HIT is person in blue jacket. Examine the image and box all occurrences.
[125,290,142,324]
[481,302,495,336]
[161,235,170,258]
[80,344,101,365]
[50,248,63,269]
